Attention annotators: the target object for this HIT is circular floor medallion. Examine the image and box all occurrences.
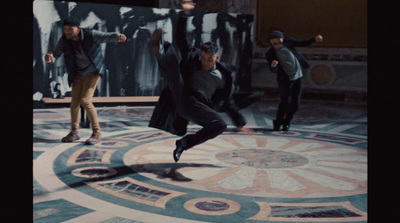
[216,149,309,169]
[124,133,367,198]
[184,197,241,216]
[36,128,367,222]
[71,166,117,178]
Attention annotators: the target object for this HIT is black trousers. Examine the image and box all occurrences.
[157,44,227,150]
[276,74,303,123]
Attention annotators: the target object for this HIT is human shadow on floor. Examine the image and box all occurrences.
[225,127,275,133]
[54,162,223,192]
[33,137,63,143]
[128,162,223,182]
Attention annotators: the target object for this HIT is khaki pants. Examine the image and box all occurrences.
[70,74,101,132]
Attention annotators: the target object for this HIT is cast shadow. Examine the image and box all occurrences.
[129,162,223,182]
[225,127,275,133]
[53,162,223,192]
[33,137,63,143]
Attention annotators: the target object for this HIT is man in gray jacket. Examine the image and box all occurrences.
[266,30,323,131]
[45,18,126,145]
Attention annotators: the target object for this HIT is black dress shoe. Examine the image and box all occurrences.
[173,140,185,162]
[273,120,282,131]
[282,123,290,131]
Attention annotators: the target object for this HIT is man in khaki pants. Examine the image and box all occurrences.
[45,18,126,144]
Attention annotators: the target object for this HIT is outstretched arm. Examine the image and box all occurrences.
[222,99,255,135]
[91,30,126,44]
[284,35,323,47]
[176,0,196,61]
[176,1,199,76]
[176,11,190,60]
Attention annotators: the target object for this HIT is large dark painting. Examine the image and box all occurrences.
[33,0,254,106]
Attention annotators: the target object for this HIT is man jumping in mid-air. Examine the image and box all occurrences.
[149,0,258,162]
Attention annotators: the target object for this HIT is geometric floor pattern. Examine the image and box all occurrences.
[33,100,367,222]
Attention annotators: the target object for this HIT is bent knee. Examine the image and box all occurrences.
[214,120,227,133]
[80,98,94,108]
[70,98,81,108]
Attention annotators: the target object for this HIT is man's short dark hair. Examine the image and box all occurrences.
[63,17,80,27]
[200,42,218,54]
[182,0,198,4]
[269,30,284,40]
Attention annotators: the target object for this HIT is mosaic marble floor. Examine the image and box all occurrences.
[33,100,367,223]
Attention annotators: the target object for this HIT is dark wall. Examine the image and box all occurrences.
[257,0,367,47]
[69,0,159,7]
[33,0,254,105]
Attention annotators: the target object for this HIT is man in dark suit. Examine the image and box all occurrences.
[149,0,257,162]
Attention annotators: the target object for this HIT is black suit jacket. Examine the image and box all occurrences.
[149,11,262,136]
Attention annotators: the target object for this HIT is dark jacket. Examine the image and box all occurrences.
[148,86,189,136]
[148,48,248,136]
[149,11,256,136]
[62,28,105,85]
[265,36,316,80]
